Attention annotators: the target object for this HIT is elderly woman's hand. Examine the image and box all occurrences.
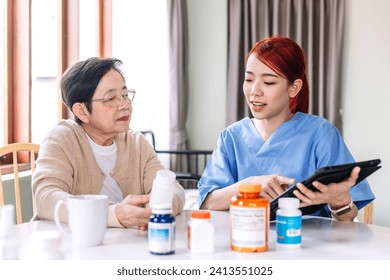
[115,194,153,229]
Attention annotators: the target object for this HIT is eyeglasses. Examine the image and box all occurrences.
[91,89,136,107]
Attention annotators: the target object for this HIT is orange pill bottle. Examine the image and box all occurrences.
[230,184,269,252]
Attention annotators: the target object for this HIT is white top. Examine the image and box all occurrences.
[87,135,123,202]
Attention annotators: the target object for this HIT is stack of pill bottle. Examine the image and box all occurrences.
[230,184,269,252]
[148,170,176,255]
[276,197,302,248]
[187,210,214,254]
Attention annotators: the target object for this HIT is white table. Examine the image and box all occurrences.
[10,211,390,260]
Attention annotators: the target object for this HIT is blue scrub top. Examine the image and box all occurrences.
[198,112,375,217]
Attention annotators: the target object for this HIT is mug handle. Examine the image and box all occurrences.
[54,199,71,236]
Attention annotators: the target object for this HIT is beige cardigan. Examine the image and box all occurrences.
[32,120,185,227]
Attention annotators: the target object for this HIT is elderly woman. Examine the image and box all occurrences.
[33,57,185,228]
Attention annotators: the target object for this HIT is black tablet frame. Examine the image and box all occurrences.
[269,159,381,220]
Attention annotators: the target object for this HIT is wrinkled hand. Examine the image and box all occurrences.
[241,174,295,200]
[293,166,360,207]
[115,194,153,230]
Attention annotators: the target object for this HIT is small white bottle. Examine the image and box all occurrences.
[276,197,302,248]
[149,170,176,209]
[0,205,18,260]
[187,210,214,254]
[23,231,64,260]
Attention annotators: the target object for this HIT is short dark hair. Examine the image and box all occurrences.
[61,57,124,124]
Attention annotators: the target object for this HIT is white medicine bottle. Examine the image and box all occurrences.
[276,197,302,248]
[148,170,176,255]
[149,170,176,209]
[22,231,64,260]
[187,210,214,254]
[0,205,18,260]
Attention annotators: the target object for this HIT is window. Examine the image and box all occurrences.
[0,0,6,146]
[2,0,170,150]
[79,0,98,60]
[31,0,59,144]
[112,0,170,150]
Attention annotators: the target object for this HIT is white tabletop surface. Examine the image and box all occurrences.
[10,210,390,260]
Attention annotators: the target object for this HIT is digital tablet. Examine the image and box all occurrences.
[270,159,381,220]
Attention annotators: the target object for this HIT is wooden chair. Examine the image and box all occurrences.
[0,143,40,224]
[362,201,374,224]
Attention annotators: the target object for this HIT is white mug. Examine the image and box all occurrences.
[54,195,108,247]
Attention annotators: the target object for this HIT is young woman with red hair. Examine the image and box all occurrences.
[198,36,374,221]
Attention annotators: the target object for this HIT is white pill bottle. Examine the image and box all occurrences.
[187,210,214,254]
[276,197,302,248]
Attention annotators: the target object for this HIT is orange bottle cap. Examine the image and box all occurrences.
[238,184,262,193]
[191,210,211,219]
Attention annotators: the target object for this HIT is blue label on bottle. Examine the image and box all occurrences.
[148,214,175,255]
[276,215,302,245]
[149,228,170,240]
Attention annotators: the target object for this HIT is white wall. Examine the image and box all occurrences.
[188,0,389,227]
[343,0,390,227]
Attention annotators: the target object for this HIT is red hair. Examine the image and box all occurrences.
[246,36,309,113]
